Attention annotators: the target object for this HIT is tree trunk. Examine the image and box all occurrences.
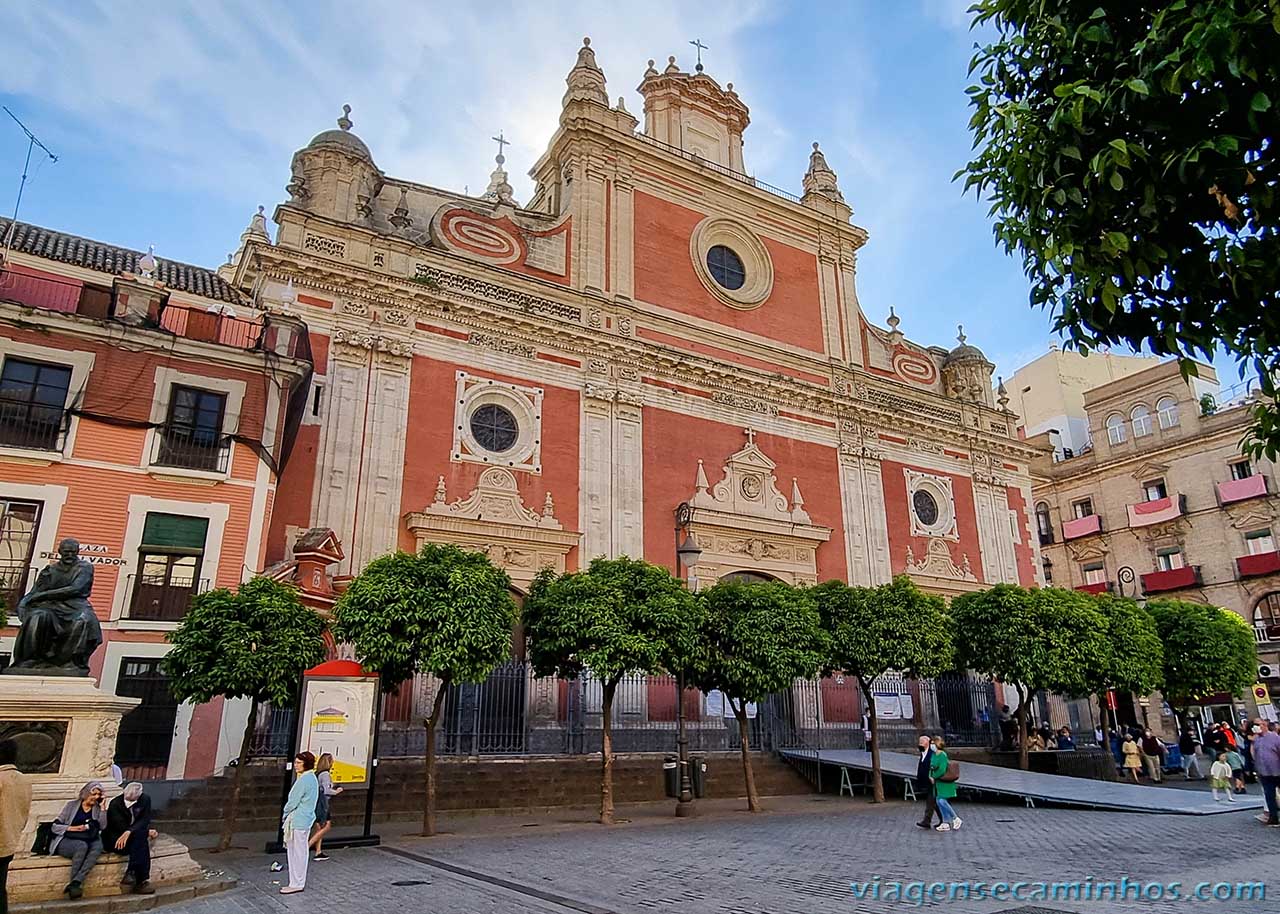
[733,701,760,812]
[216,697,258,853]
[860,680,884,803]
[422,683,449,837]
[1016,686,1030,771]
[600,680,617,825]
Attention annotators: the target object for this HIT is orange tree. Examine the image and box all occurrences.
[689,579,824,812]
[812,576,953,803]
[333,544,516,836]
[163,576,327,851]
[523,557,698,825]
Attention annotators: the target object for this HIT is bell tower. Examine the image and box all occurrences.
[637,55,749,172]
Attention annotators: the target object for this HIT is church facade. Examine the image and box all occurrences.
[241,40,1040,606]
[0,39,1043,778]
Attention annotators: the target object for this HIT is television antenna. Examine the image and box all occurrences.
[2,106,59,265]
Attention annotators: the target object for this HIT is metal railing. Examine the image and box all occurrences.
[246,666,1058,761]
[626,130,804,204]
[125,574,210,622]
[152,426,230,472]
[0,401,68,452]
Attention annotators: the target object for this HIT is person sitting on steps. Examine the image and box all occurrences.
[103,782,158,895]
[50,782,107,900]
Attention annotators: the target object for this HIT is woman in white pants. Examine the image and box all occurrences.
[280,752,318,895]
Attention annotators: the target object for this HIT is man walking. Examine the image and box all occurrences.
[1250,720,1280,826]
[0,740,32,914]
[914,734,940,830]
[1178,728,1203,780]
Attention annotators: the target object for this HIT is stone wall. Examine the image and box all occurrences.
[154,752,813,833]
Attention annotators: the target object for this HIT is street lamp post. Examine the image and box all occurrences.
[673,501,701,818]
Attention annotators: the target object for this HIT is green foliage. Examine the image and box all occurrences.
[163,576,327,707]
[960,1,1280,458]
[1089,593,1164,697]
[1147,598,1257,701]
[812,576,953,684]
[333,543,516,689]
[524,557,698,685]
[689,580,824,705]
[950,584,1109,698]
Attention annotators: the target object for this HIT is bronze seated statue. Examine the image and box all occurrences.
[4,538,103,677]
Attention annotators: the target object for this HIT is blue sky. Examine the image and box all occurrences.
[0,1,1245,388]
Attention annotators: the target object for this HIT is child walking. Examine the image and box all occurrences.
[1121,734,1142,783]
[1210,753,1235,802]
[1225,748,1248,794]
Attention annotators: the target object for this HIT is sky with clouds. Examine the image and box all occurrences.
[0,0,1247,388]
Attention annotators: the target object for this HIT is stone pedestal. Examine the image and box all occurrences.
[0,674,203,902]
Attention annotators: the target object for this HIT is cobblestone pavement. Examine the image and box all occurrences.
[163,797,1275,914]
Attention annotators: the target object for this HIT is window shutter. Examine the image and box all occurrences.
[141,513,209,550]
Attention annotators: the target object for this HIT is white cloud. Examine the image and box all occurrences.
[0,1,777,211]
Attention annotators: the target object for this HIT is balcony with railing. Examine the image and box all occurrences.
[0,401,68,452]
[1141,565,1201,594]
[125,573,210,622]
[1237,550,1280,579]
[1075,581,1113,595]
[1062,514,1103,540]
[151,427,230,473]
[1217,474,1268,505]
[1256,621,1280,645]
[1127,493,1187,528]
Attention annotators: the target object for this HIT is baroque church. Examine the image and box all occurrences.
[228,38,1040,600]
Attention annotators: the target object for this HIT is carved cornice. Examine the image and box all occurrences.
[251,241,1039,466]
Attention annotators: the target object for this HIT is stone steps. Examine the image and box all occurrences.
[11,876,236,913]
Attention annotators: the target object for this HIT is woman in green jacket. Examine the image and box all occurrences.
[929,737,962,831]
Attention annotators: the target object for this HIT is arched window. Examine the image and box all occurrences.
[1106,414,1127,445]
[1131,404,1152,438]
[1254,592,1280,639]
[719,570,777,584]
[1035,502,1053,544]
[1156,396,1180,429]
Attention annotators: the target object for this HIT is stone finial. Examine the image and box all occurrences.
[694,458,710,495]
[996,376,1010,411]
[389,186,412,230]
[337,104,353,131]
[563,36,609,107]
[433,475,447,504]
[279,278,298,307]
[802,141,845,205]
[138,244,157,279]
[886,306,904,346]
[543,491,556,519]
[616,95,628,113]
[644,58,658,78]
[664,55,680,75]
[957,324,967,345]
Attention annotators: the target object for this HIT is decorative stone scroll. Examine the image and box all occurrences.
[903,538,981,598]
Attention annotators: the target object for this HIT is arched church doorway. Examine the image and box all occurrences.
[719,570,779,584]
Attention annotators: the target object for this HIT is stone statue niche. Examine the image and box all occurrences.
[3,538,103,677]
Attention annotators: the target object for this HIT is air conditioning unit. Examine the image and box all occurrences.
[1259,664,1273,680]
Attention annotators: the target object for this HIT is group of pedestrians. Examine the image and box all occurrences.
[0,739,157,910]
[276,751,343,895]
[914,734,962,832]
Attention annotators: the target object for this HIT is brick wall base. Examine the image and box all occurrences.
[154,751,813,833]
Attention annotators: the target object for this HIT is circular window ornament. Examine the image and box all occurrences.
[470,403,519,454]
[912,490,939,527]
[690,217,773,310]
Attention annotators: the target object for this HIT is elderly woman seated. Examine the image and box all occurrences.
[103,782,158,895]
[50,782,107,900]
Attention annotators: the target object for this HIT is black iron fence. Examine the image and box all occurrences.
[246,665,1083,762]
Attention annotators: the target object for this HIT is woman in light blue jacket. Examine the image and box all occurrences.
[280,752,318,894]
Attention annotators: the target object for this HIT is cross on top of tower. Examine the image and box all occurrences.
[689,38,708,72]
[744,427,757,447]
[491,131,509,165]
